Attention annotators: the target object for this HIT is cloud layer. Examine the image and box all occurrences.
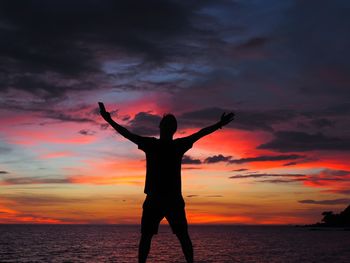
[1,0,350,224]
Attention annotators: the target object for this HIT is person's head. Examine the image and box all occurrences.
[159,114,177,138]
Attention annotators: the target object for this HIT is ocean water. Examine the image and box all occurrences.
[0,225,349,263]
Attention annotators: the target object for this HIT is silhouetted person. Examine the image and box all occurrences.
[99,102,234,263]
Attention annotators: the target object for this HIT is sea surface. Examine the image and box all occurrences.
[0,225,349,263]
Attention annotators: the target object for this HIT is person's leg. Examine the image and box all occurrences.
[167,197,193,263]
[176,231,193,263]
[138,233,153,263]
[139,195,163,263]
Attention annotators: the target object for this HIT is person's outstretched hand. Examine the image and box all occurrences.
[219,112,235,127]
[98,102,111,121]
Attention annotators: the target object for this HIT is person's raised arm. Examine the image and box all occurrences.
[185,112,235,143]
[98,102,142,144]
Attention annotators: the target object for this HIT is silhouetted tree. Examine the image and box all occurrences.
[319,205,350,227]
[321,211,335,225]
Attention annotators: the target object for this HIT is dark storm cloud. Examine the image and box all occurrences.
[301,103,350,120]
[0,99,97,124]
[225,110,298,132]
[179,107,297,131]
[204,154,232,164]
[258,131,350,152]
[228,154,304,164]
[101,105,345,140]
[325,103,350,116]
[127,112,161,136]
[182,155,201,165]
[44,112,95,124]
[180,107,231,122]
[284,0,350,97]
[298,199,350,205]
[0,0,195,66]
[0,0,348,110]
[1,0,349,147]
[310,118,333,128]
[235,37,268,50]
[0,0,209,102]
[3,75,74,100]
[229,173,305,179]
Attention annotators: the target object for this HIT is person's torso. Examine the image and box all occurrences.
[144,139,185,196]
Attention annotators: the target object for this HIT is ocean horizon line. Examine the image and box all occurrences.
[0,223,296,226]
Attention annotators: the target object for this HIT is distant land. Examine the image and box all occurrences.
[304,204,350,228]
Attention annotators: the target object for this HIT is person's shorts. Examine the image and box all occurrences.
[141,195,188,235]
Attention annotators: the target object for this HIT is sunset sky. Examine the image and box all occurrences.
[1,0,350,224]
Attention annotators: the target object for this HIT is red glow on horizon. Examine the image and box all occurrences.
[68,174,144,185]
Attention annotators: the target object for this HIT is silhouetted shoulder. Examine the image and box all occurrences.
[137,137,157,152]
[174,137,194,153]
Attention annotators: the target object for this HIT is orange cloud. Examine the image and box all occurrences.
[0,204,63,224]
[68,174,144,185]
[0,206,17,215]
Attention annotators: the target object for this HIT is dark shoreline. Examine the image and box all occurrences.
[297,223,350,231]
